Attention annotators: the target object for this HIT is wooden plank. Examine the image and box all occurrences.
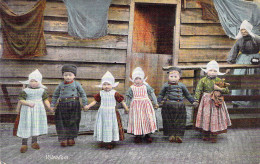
[179,49,229,62]
[0,82,126,98]
[4,0,131,6]
[134,0,180,4]
[45,34,128,49]
[181,24,225,36]
[0,61,126,79]
[181,9,220,24]
[44,20,129,36]
[186,0,201,9]
[4,1,130,21]
[180,36,235,49]
[0,46,127,63]
[0,33,128,49]
[164,64,260,70]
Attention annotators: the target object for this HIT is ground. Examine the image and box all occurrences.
[0,124,259,164]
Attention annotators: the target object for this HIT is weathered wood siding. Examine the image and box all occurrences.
[0,0,258,112]
[0,0,131,111]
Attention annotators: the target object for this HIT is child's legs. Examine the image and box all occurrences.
[22,138,28,145]
[173,104,186,138]
[66,101,81,139]
[162,102,186,137]
[161,102,176,136]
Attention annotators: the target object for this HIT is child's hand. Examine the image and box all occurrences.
[124,107,129,114]
[83,105,89,112]
[193,102,199,108]
[214,84,223,91]
[49,107,55,113]
[154,104,159,109]
[28,103,35,108]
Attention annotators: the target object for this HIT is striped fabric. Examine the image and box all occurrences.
[127,85,157,135]
[17,88,48,138]
[195,93,232,133]
[94,90,119,142]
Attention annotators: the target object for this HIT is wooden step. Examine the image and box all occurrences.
[229,114,260,128]
[228,107,260,114]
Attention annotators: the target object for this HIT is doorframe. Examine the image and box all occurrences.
[125,0,181,90]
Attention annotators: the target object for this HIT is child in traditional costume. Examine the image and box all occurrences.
[194,60,232,143]
[50,64,88,147]
[126,67,159,143]
[157,67,195,143]
[86,71,128,149]
[17,69,51,153]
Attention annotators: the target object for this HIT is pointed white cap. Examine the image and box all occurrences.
[97,71,119,88]
[201,60,225,75]
[19,69,47,89]
[235,20,256,39]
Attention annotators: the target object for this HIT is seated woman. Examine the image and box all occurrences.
[227,20,260,107]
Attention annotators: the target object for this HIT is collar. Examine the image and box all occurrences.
[64,80,74,84]
[206,75,216,80]
[243,35,252,41]
[168,82,178,85]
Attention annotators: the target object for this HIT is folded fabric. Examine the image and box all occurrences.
[0,0,47,59]
[213,0,260,39]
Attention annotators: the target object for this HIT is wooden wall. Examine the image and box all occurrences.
[0,0,131,112]
[0,0,256,112]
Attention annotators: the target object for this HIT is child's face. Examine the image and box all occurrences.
[63,72,75,82]
[134,77,143,86]
[29,79,39,88]
[102,82,112,91]
[168,71,180,83]
[240,29,249,37]
[207,69,218,77]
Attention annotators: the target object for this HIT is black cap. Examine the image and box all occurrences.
[167,67,182,76]
[62,64,77,76]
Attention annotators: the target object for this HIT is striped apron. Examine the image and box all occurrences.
[127,85,157,135]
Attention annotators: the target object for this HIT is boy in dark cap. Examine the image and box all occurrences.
[157,67,195,143]
[50,64,88,147]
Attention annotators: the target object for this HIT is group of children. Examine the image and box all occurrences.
[15,60,231,153]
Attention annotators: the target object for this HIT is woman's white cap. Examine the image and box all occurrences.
[235,20,256,39]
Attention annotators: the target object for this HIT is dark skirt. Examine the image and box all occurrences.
[116,110,124,141]
[55,100,81,141]
[161,101,186,137]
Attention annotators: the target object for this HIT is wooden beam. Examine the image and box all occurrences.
[125,0,135,90]
[179,49,229,62]
[0,46,126,63]
[4,1,130,22]
[0,33,128,49]
[44,20,129,36]
[0,62,126,79]
[173,0,182,66]
[163,64,260,70]
[181,9,220,23]
[180,36,235,49]
[44,34,128,49]
[181,24,226,36]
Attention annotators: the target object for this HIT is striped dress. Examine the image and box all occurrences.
[127,85,157,135]
[195,93,232,133]
[94,90,119,142]
[17,88,48,138]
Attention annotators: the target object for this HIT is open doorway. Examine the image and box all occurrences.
[132,3,176,55]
